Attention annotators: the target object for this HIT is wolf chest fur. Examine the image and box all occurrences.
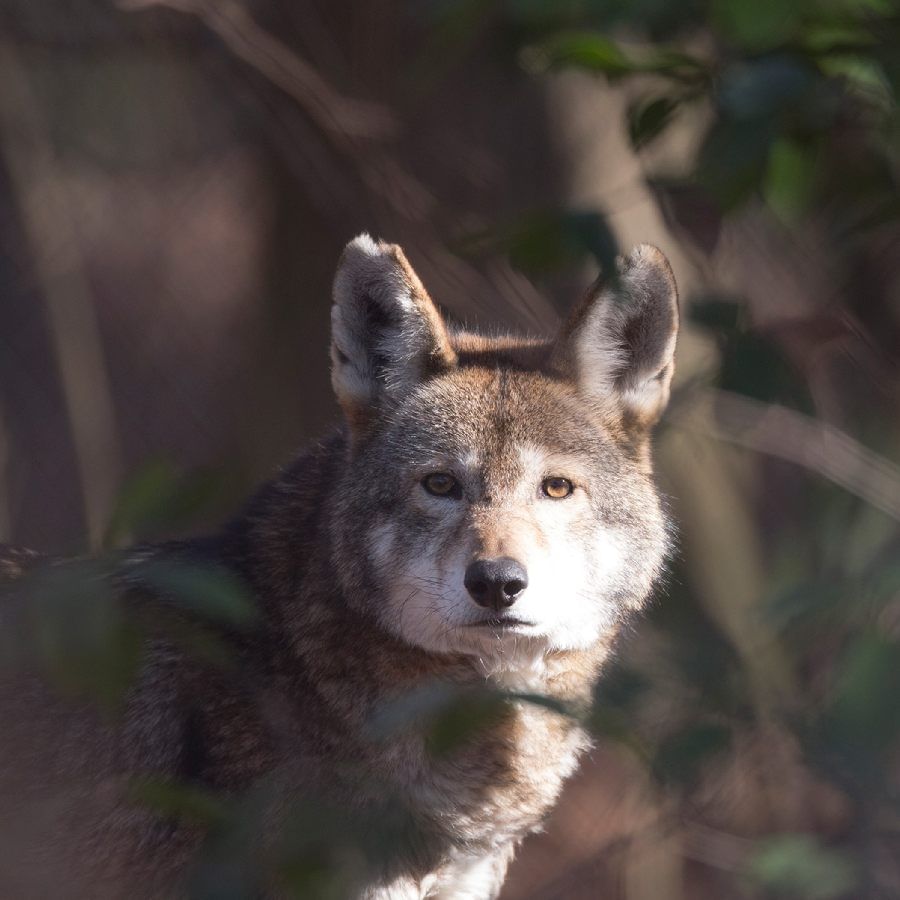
[0,234,678,899]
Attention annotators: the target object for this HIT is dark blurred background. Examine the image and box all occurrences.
[1,1,899,897]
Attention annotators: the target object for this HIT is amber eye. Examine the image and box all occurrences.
[422,472,461,499]
[542,477,574,499]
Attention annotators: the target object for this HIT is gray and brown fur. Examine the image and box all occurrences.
[0,234,678,899]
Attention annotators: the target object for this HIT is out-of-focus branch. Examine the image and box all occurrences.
[0,41,123,550]
[115,0,434,223]
[671,388,900,521]
[0,400,9,541]
[117,0,396,147]
[116,0,559,331]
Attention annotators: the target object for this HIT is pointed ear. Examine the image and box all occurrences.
[331,235,457,427]
[553,244,679,429]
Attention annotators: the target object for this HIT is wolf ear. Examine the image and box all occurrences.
[331,235,457,425]
[553,244,679,429]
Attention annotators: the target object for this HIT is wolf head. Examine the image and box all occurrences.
[328,235,677,670]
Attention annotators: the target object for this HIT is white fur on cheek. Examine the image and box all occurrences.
[512,516,625,652]
[512,443,627,651]
[368,518,472,654]
[391,549,470,654]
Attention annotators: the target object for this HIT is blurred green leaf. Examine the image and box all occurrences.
[712,0,801,51]
[587,704,651,760]
[128,559,257,628]
[502,0,588,29]
[456,208,618,277]
[833,0,896,15]
[105,460,226,548]
[865,556,900,606]
[369,681,507,753]
[689,294,746,332]
[764,137,819,222]
[160,618,241,671]
[819,54,893,108]
[424,689,510,756]
[698,117,774,208]
[560,209,619,273]
[129,777,228,827]
[628,95,681,149]
[370,680,573,756]
[690,295,814,409]
[801,23,876,54]
[720,333,812,410]
[24,558,143,713]
[181,777,423,900]
[765,579,849,630]
[824,632,900,755]
[523,31,635,76]
[524,31,707,82]
[746,834,857,899]
[594,665,650,710]
[653,723,732,787]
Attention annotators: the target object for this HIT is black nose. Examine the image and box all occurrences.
[464,557,528,611]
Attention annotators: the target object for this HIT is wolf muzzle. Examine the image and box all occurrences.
[463,556,528,612]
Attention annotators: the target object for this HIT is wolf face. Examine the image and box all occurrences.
[328,235,677,670]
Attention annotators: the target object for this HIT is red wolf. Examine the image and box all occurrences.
[0,235,678,898]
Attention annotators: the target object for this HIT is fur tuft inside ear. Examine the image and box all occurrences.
[554,244,679,428]
[331,235,456,424]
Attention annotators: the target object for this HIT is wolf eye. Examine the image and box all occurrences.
[422,472,461,499]
[542,477,573,499]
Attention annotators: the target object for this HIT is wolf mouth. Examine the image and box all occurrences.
[467,616,536,629]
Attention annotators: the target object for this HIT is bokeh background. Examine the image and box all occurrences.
[2,1,899,897]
